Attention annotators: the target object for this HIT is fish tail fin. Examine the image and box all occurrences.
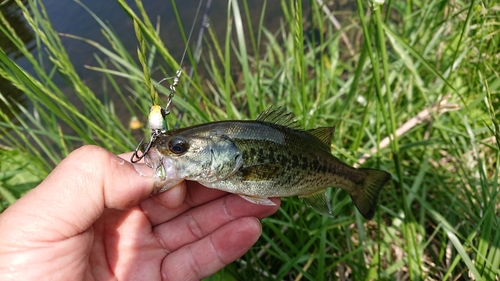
[350,168,391,220]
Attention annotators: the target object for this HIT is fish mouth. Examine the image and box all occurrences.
[145,147,183,194]
[153,157,183,193]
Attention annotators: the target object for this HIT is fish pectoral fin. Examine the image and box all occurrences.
[299,190,334,218]
[239,194,276,206]
[225,153,243,179]
[240,163,283,181]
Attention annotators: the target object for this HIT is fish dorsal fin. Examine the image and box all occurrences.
[298,190,334,217]
[307,127,335,147]
[256,107,298,128]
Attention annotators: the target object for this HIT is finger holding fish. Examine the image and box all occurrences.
[119,151,188,211]
[141,181,230,226]
[160,216,267,280]
[153,193,280,252]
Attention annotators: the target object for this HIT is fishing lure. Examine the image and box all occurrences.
[130,69,181,163]
[130,1,205,163]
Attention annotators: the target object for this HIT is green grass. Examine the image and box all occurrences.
[1,0,499,279]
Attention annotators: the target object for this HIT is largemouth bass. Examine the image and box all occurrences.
[144,108,391,219]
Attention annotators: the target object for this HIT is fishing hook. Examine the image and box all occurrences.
[130,137,155,163]
[130,130,163,163]
[130,138,146,163]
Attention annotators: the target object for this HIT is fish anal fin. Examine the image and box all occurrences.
[350,168,392,220]
[239,194,276,206]
[241,163,282,181]
[299,190,334,218]
[307,127,335,147]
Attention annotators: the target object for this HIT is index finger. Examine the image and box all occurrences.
[141,181,229,226]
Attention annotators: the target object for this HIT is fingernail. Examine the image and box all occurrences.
[132,163,154,177]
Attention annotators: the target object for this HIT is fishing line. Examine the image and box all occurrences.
[156,0,203,115]
[131,0,204,163]
[176,0,212,128]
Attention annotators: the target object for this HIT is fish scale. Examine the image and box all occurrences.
[145,108,391,219]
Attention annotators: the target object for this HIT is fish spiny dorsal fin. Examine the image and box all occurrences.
[256,107,298,128]
[307,127,335,147]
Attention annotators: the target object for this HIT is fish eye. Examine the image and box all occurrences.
[168,137,189,155]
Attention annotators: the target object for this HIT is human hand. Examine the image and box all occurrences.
[0,145,280,280]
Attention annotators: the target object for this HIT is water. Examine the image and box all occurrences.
[0,0,281,101]
[0,0,285,122]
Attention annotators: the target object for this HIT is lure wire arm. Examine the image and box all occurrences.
[164,69,182,115]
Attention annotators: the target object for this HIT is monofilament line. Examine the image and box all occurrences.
[158,0,204,113]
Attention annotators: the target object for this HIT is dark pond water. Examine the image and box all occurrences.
[1,0,286,120]
[2,0,357,135]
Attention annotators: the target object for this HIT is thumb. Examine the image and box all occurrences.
[0,145,155,241]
